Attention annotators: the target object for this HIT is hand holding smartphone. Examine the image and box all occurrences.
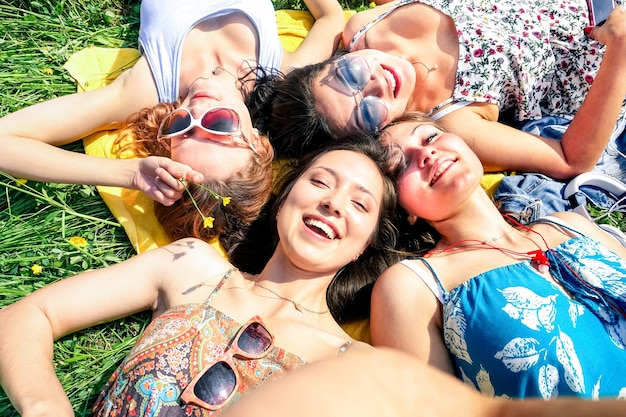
[587,0,617,26]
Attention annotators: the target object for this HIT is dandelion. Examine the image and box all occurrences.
[179,179,231,229]
[69,236,88,247]
[31,264,43,275]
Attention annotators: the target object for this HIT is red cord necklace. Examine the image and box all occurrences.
[427,216,551,273]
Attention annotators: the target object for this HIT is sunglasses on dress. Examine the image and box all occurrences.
[335,55,389,134]
[181,316,274,410]
[158,107,257,153]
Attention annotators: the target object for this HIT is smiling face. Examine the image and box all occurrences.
[381,122,483,222]
[167,75,262,180]
[276,150,385,273]
[313,50,416,136]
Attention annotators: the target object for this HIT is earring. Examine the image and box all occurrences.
[407,214,418,225]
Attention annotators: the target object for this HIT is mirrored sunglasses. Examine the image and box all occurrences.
[336,55,389,134]
[181,316,274,410]
[158,107,257,153]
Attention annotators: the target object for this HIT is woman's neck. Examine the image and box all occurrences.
[432,194,512,249]
[179,13,259,96]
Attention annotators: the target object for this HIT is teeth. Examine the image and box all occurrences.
[430,160,453,186]
[383,69,397,94]
[305,218,336,239]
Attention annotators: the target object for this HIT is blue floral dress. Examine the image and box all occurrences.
[92,269,306,416]
[401,218,626,398]
[349,0,625,125]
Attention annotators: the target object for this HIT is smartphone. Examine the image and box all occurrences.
[587,0,617,26]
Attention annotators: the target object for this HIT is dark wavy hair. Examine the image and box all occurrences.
[231,135,404,324]
[114,101,274,258]
[251,50,348,158]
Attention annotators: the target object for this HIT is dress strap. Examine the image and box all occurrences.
[348,0,416,50]
[534,216,583,237]
[202,268,235,306]
[399,259,446,304]
[427,99,471,120]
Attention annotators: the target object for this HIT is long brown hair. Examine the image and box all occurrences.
[114,101,274,256]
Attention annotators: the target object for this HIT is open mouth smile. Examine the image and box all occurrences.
[304,217,338,240]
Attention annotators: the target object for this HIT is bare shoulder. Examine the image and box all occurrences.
[376,260,427,292]
[543,211,603,236]
[373,260,438,312]
[156,237,231,269]
[542,211,626,256]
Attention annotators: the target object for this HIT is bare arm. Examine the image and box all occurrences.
[280,0,344,70]
[0,58,203,204]
[439,8,626,179]
[370,262,454,373]
[222,346,626,417]
[0,238,216,417]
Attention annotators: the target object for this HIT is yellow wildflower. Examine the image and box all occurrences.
[15,178,27,186]
[69,236,88,247]
[203,217,215,229]
[31,264,43,275]
[222,197,231,206]
[42,68,53,75]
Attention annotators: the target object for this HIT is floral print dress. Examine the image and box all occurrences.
[402,218,626,399]
[92,269,306,416]
[349,0,625,124]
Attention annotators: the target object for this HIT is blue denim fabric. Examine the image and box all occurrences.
[494,116,626,223]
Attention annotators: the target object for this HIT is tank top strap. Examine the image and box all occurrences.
[202,268,236,307]
[399,259,446,304]
[427,99,471,120]
[348,0,418,50]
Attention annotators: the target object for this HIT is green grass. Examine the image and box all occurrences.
[0,1,367,415]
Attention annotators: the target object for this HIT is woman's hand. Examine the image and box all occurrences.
[587,4,626,50]
[132,156,205,206]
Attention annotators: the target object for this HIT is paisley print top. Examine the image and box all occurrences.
[402,218,626,399]
[348,0,625,125]
[92,269,306,416]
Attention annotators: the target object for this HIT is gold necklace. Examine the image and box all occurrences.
[253,280,330,315]
[413,61,438,76]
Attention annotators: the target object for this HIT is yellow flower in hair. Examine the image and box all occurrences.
[203,217,215,229]
[31,264,43,275]
[69,236,88,247]
[179,178,231,229]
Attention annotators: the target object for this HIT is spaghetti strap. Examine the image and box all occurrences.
[348,0,417,51]
[427,99,471,120]
[202,268,236,307]
[399,259,446,304]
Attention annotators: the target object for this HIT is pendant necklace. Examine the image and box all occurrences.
[252,279,330,315]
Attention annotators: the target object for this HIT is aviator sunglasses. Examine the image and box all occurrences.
[181,316,274,410]
[335,55,389,134]
[158,107,257,153]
